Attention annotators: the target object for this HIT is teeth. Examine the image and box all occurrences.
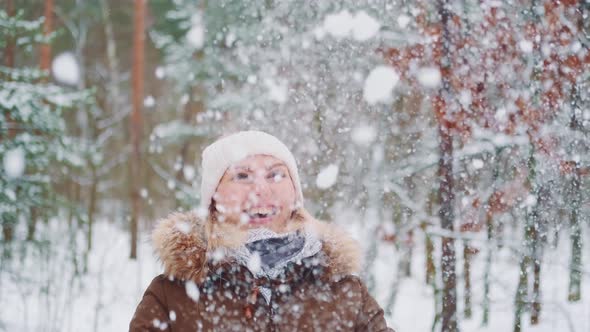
[248,207,276,217]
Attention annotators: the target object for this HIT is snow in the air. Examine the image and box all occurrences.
[52,52,80,85]
[144,95,155,108]
[472,158,484,169]
[317,10,380,41]
[322,10,354,39]
[519,40,534,53]
[5,2,590,332]
[351,11,380,41]
[185,280,200,302]
[459,89,472,107]
[363,66,399,105]
[3,147,25,179]
[495,108,508,122]
[155,66,166,79]
[265,78,288,104]
[397,15,411,28]
[174,220,191,234]
[247,251,262,274]
[183,165,195,181]
[316,164,339,189]
[351,125,377,146]
[416,67,441,88]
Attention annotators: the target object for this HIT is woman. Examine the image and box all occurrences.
[130,130,394,331]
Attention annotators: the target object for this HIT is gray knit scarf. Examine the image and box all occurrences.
[228,228,323,303]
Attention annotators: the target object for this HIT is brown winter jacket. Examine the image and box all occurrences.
[129,209,394,332]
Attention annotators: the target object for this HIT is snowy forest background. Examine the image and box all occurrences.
[1,0,590,331]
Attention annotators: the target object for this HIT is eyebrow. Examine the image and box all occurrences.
[233,163,285,171]
[267,163,286,170]
[233,166,252,171]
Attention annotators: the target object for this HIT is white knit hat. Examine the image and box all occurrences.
[199,130,304,210]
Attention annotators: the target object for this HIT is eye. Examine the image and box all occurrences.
[268,170,286,182]
[233,172,251,181]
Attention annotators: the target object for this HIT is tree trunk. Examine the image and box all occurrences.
[425,191,437,286]
[26,208,38,241]
[567,164,582,302]
[5,0,15,68]
[463,241,472,319]
[425,230,436,285]
[437,112,457,332]
[567,65,583,302]
[2,0,16,248]
[530,241,541,325]
[40,0,54,73]
[482,148,502,326]
[481,209,493,326]
[513,252,530,332]
[88,163,98,252]
[513,144,537,332]
[129,0,146,259]
[402,230,413,277]
[435,0,458,330]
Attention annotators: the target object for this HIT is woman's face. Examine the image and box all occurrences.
[212,154,297,233]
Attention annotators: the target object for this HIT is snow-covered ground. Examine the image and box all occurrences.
[1,219,588,332]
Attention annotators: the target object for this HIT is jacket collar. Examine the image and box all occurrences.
[151,208,362,284]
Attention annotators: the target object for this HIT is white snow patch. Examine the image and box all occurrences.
[459,90,472,107]
[183,165,195,181]
[210,248,225,263]
[247,252,262,274]
[180,94,190,105]
[525,194,537,207]
[570,41,581,53]
[472,159,484,169]
[351,125,377,145]
[495,108,508,122]
[363,66,399,105]
[316,164,339,189]
[3,147,25,178]
[351,11,380,41]
[239,213,250,225]
[323,10,354,39]
[318,10,380,41]
[397,15,411,28]
[313,26,326,40]
[144,95,155,108]
[519,40,534,53]
[155,67,166,79]
[169,311,176,321]
[265,79,288,104]
[195,206,208,219]
[52,52,80,85]
[186,13,205,49]
[185,280,200,302]
[416,67,441,88]
[175,220,191,234]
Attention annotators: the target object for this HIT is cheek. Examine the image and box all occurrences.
[215,184,247,207]
[273,181,296,204]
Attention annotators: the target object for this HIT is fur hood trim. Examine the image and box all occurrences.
[151,209,362,283]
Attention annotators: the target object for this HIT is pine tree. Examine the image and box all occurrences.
[0,8,90,258]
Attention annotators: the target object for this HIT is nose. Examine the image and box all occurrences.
[252,176,272,198]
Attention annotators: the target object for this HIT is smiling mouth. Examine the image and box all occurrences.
[245,206,278,222]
